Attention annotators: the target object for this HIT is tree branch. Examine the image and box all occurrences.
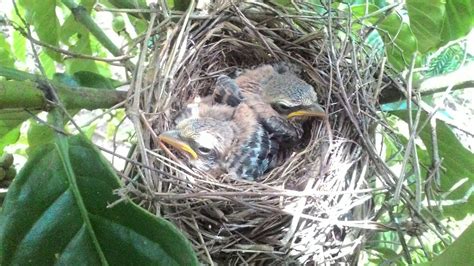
[379,62,474,104]
[60,0,135,71]
[0,80,127,110]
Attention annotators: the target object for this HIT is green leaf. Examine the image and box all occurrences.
[432,223,474,265]
[392,111,474,220]
[39,51,56,79]
[128,15,149,38]
[61,14,100,74]
[0,134,198,265]
[406,0,445,53]
[12,30,27,63]
[0,110,32,154]
[378,13,418,71]
[0,34,15,68]
[441,0,474,44]
[0,127,20,156]
[9,2,27,63]
[18,0,62,61]
[424,44,465,78]
[26,120,55,155]
[406,0,474,52]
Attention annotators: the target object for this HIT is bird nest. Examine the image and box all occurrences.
[124,2,392,264]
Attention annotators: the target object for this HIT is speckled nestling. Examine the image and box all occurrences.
[213,62,326,143]
[159,101,278,180]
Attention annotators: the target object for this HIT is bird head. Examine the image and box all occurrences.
[262,64,326,120]
[158,117,235,172]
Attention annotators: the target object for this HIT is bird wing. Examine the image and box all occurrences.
[225,104,279,180]
[213,75,243,107]
[244,93,303,143]
[227,125,279,180]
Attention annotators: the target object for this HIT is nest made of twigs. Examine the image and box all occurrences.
[123,2,393,264]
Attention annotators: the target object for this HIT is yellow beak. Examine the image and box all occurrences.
[158,131,198,160]
[287,103,326,119]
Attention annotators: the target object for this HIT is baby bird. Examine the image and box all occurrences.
[158,101,278,180]
[213,62,326,143]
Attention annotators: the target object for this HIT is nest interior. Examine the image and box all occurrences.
[126,2,394,264]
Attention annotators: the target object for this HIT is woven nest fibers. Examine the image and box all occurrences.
[124,2,391,265]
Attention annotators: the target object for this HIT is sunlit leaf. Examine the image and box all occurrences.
[9,2,27,63]
[0,110,32,155]
[0,134,198,265]
[442,0,474,43]
[406,0,474,52]
[406,0,445,53]
[432,223,474,265]
[12,30,26,63]
[424,44,465,78]
[378,13,418,71]
[61,15,100,74]
[26,120,55,155]
[18,0,62,61]
[39,52,56,79]
[0,127,20,156]
[0,34,15,68]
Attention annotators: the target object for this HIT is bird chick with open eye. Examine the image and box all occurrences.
[213,62,326,143]
[158,102,279,180]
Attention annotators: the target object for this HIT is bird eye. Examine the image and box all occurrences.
[197,146,212,154]
[273,103,291,112]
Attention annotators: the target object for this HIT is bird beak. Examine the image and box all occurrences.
[158,131,198,160]
[287,103,326,119]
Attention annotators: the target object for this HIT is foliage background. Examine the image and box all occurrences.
[0,0,473,264]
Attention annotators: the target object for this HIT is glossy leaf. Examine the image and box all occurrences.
[0,34,15,68]
[406,0,474,52]
[18,0,62,61]
[0,135,198,265]
[39,51,56,79]
[442,0,474,43]
[345,2,419,70]
[424,44,465,78]
[10,3,27,63]
[61,15,100,75]
[0,110,32,155]
[378,13,418,71]
[406,0,445,53]
[26,120,55,155]
[60,0,110,76]
[0,127,20,156]
[432,223,474,266]
[12,30,26,63]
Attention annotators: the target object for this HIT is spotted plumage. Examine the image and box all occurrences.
[159,101,278,180]
[213,62,326,143]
